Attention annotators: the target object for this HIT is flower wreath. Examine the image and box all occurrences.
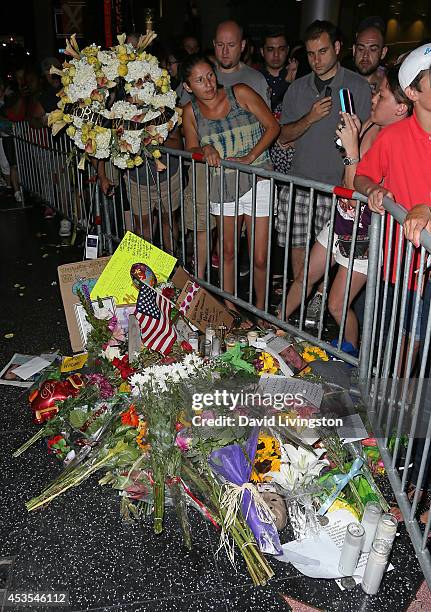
[48,32,181,170]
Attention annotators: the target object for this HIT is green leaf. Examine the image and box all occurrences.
[69,409,88,429]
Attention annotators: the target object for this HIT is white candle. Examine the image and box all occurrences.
[375,513,398,546]
[188,332,199,353]
[361,539,391,595]
[361,501,382,552]
[338,522,365,576]
[205,324,216,344]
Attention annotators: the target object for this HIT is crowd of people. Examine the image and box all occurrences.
[2,16,431,351]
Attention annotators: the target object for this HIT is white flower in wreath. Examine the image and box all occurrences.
[128,81,156,105]
[152,91,177,110]
[154,123,169,140]
[140,109,162,122]
[72,116,84,129]
[67,58,97,102]
[125,60,163,83]
[72,129,85,150]
[94,129,112,159]
[108,100,140,120]
[122,129,143,154]
[111,153,128,169]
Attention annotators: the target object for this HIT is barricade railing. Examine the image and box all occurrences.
[358,194,431,583]
[12,122,107,250]
[13,125,431,584]
[101,146,372,365]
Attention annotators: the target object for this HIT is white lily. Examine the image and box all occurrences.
[267,444,329,491]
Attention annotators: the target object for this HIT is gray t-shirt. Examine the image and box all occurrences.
[179,63,271,107]
[216,63,270,107]
[280,66,371,185]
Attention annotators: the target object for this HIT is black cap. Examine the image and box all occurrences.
[357,15,386,36]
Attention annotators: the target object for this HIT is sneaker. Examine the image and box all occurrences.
[305,292,323,324]
[44,206,55,219]
[211,253,219,269]
[14,191,22,203]
[59,219,72,237]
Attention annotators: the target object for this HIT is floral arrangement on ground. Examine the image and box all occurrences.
[14,268,393,587]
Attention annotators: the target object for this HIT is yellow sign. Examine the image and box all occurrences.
[61,353,88,372]
[90,232,177,305]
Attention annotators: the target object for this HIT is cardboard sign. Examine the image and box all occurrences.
[172,267,235,333]
[58,257,111,353]
[90,232,177,305]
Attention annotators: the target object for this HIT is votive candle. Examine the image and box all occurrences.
[338,522,365,576]
[361,501,382,552]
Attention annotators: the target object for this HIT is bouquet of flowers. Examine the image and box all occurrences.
[48,32,180,169]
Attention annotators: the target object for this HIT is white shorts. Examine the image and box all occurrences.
[316,222,368,276]
[210,179,272,217]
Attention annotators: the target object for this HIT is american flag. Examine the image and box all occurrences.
[134,283,177,355]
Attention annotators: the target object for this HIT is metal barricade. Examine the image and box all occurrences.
[13,122,106,251]
[358,194,431,583]
[102,148,367,364]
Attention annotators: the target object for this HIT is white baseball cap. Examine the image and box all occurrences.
[399,43,431,91]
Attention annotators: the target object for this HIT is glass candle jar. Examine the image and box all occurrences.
[201,339,212,357]
[247,331,258,345]
[374,513,398,547]
[225,335,237,350]
[338,522,365,576]
[205,324,216,345]
[211,337,221,357]
[361,501,382,553]
[361,539,391,595]
[188,331,199,353]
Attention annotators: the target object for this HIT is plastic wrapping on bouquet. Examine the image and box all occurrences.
[209,428,282,556]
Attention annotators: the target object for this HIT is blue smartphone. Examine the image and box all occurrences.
[339,88,355,114]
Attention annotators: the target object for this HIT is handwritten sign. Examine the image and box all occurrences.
[175,279,234,332]
[61,354,88,373]
[90,232,177,305]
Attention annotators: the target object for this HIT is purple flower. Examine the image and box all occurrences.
[175,432,192,452]
[86,373,115,398]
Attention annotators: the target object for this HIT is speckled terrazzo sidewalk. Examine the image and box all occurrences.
[0,201,427,612]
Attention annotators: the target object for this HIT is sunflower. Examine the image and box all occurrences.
[251,434,281,482]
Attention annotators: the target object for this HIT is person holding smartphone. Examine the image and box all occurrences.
[279,65,412,349]
[276,20,371,323]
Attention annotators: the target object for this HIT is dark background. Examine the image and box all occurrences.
[0,0,430,74]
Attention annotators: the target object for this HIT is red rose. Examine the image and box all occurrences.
[162,287,175,300]
[181,341,193,353]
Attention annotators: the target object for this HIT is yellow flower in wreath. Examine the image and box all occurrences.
[118,64,128,77]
